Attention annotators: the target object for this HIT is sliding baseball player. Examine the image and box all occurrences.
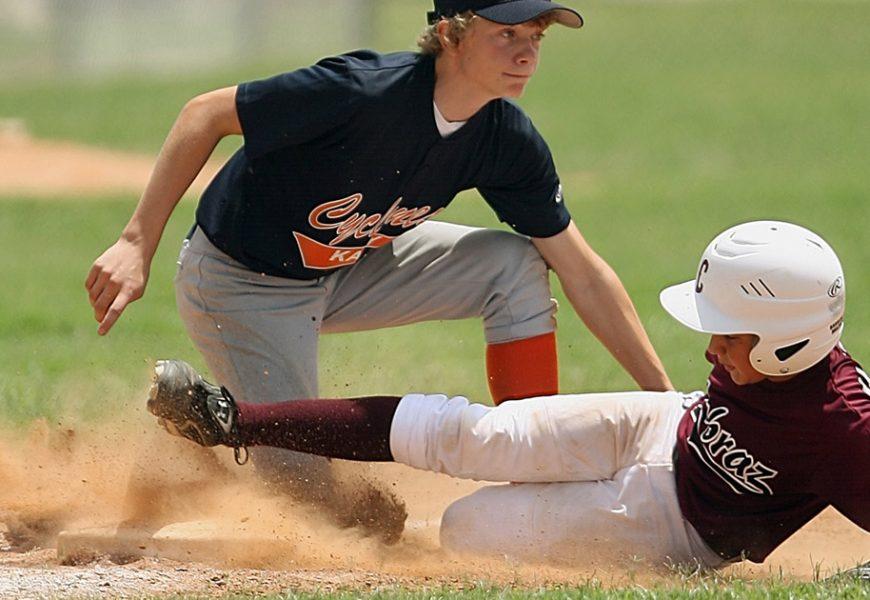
[148,221,869,567]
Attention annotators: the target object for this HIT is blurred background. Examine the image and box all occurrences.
[0,0,382,80]
[0,0,868,423]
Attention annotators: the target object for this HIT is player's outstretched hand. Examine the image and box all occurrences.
[85,237,151,335]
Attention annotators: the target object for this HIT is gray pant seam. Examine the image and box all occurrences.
[189,250,247,396]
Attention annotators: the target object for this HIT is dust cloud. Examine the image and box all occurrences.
[0,400,866,585]
[0,405,602,584]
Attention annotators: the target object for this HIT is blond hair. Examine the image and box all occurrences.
[417,12,559,56]
[417,11,477,56]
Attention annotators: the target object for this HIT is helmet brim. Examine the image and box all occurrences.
[659,280,754,336]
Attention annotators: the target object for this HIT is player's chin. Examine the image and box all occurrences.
[728,370,765,386]
[500,75,532,97]
[502,83,529,98]
[728,374,747,386]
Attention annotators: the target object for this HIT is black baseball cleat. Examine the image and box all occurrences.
[147,359,248,464]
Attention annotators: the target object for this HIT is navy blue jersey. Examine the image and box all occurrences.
[195,50,571,279]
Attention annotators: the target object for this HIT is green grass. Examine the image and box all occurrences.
[156,574,870,599]
[0,1,868,595]
[0,198,194,423]
[0,74,244,155]
[0,0,867,419]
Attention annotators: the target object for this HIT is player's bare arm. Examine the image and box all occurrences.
[85,86,241,335]
[532,221,673,391]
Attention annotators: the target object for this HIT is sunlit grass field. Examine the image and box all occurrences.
[0,0,867,595]
[154,576,870,600]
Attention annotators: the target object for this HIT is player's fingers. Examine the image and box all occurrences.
[126,283,145,303]
[85,263,100,290]
[97,292,131,336]
[92,281,121,321]
[87,270,112,305]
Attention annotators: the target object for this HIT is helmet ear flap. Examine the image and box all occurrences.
[774,339,810,362]
[748,339,795,376]
[748,339,769,375]
[750,333,838,376]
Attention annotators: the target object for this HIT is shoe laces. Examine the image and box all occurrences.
[215,386,248,466]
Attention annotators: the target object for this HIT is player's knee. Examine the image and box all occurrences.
[476,233,554,338]
[511,241,552,308]
[489,231,546,277]
[479,230,549,291]
[513,237,549,286]
[439,499,469,553]
[439,494,488,554]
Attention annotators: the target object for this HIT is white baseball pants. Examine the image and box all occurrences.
[389,391,724,568]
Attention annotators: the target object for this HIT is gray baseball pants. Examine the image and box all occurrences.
[174,221,557,487]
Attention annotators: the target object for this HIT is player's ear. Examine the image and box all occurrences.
[437,20,458,51]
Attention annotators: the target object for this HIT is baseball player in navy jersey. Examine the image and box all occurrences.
[148,221,868,566]
[86,0,673,534]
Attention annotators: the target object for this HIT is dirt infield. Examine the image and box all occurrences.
[1,408,867,598]
[0,122,220,198]
[1,132,867,597]
[0,414,608,597]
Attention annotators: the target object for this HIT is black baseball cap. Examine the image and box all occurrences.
[428,0,583,28]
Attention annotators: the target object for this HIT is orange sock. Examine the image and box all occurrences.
[486,332,559,405]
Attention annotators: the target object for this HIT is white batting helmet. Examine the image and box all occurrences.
[660,220,845,376]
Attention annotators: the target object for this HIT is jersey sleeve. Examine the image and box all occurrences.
[815,379,870,531]
[476,108,571,238]
[824,435,870,531]
[235,54,366,159]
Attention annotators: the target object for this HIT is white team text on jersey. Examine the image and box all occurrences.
[687,400,778,495]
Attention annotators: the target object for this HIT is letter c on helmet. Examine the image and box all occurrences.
[695,259,710,293]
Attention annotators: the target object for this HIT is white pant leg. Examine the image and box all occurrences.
[439,465,715,567]
[391,390,725,567]
[390,391,684,482]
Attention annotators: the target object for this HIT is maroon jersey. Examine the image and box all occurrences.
[674,344,870,562]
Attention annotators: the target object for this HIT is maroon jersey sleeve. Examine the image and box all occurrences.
[814,357,870,530]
